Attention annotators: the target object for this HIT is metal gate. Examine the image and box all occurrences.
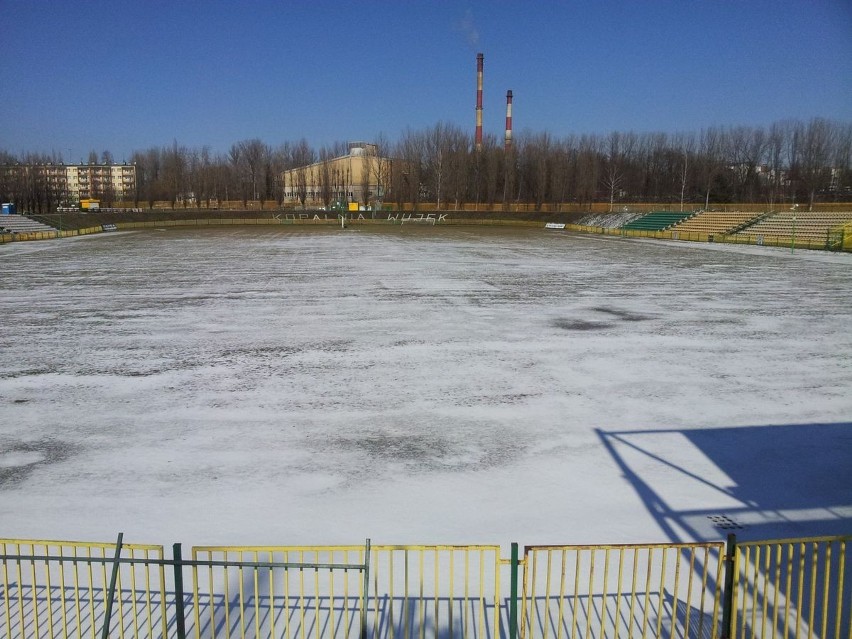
[5,535,850,639]
[0,535,169,638]
[184,543,371,639]
[521,542,726,639]
[182,544,504,639]
[731,536,850,639]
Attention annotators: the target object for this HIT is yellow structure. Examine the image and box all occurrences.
[731,536,848,639]
[1,535,849,638]
[281,142,393,207]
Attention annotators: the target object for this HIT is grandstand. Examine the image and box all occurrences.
[620,210,694,231]
[734,210,852,242]
[670,210,763,235]
[575,211,646,228]
[0,214,56,234]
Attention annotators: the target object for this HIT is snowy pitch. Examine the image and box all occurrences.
[1,226,850,547]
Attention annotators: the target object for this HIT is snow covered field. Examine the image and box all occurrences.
[1,226,850,547]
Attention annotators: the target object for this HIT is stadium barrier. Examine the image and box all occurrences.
[0,536,169,638]
[1,534,848,638]
[522,541,726,639]
[731,536,849,639]
[1,217,848,252]
[565,224,846,252]
[0,226,106,243]
[112,201,852,214]
[827,223,852,251]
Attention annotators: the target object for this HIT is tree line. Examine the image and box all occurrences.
[1,117,850,213]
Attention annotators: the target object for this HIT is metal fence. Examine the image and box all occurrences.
[1,535,849,639]
[521,542,726,639]
[731,536,850,639]
[0,535,168,639]
[183,544,370,639]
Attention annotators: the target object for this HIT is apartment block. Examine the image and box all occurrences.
[0,162,137,205]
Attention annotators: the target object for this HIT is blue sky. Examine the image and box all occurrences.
[1,0,850,161]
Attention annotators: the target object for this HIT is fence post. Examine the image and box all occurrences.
[721,533,737,639]
[509,543,519,639]
[100,532,124,639]
[360,538,371,639]
[172,543,187,639]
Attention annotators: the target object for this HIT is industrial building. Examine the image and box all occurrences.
[280,142,394,207]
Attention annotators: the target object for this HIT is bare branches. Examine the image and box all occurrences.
[2,117,849,212]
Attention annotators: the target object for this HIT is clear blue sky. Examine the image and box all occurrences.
[1,0,850,162]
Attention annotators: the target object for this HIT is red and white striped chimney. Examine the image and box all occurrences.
[504,90,513,151]
[475,53,484,152]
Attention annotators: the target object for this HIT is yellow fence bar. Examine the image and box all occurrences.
[367,545,502,639]
[190,544,369,639]
[521,542,724,639]
[4,536,849,638]
[0,538,166,639]
[732,536,850,639]
[188,544,503,639]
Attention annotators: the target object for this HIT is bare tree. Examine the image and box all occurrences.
[318,145,334,208]
[270,143,291,206]
[502,139,516,208]
[670,133,696,210]
[199,146,213,207]
[228,143,244,204]
[443,126,471,210]
[371,133,393,211]
[475,134,501,207]
[187,147,214,208]
[161,140,188,207]
[424,122,450,208]
[291,139,314,209]
[552,136,578,208]
[697,127,724,209]
[636,133,669,203]
[212,153,233,205]
[791,118,835,210]
[131,148,162,208]
[726,126,767,203]
[527,131,552,210]
[395,128,426,210]
[575,134,601,210]
[232,139,268,205]
[5,115,850,214]
[602,131,625,212]
[765,122,788,208]
[834,123,852,201]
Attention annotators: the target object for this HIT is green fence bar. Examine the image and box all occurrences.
[721,533,737,639]
[100,532,124,639]
[172,543,187,639]
[509,542,519,639]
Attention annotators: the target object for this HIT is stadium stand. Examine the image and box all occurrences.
[0,214,57,233]
[670,210,764,235]
[733,210,852,242]
[620,210,695,231]
[575,211,647,228]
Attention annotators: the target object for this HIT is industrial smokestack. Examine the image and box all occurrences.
[504,90,513,151]
[475,53,484,152]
